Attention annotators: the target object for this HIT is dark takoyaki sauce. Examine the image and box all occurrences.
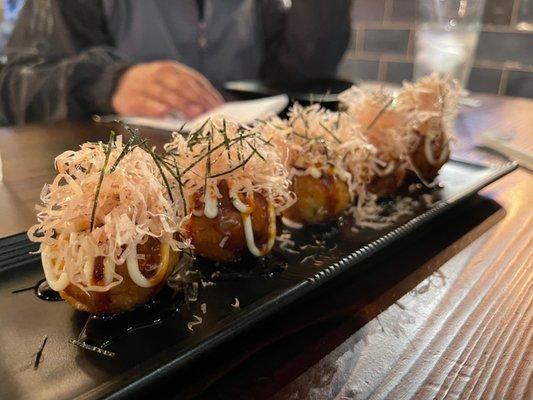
[195,249,289,279]
[72,285,184,353]
[35,278,63,301]
[191,189,206,211]
[33,280,184,354]
[93,256,105,283]
[33,247,287,356]
[187,180,270,261]
[137,238,162,279]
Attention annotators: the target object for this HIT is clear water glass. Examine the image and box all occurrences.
[414,0,486,87]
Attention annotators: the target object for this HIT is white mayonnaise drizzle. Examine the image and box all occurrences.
[204,186,219,219]
[307,166,322,179]
[83,257,94,283]
[241,203,276,257]
[41,246,69,291]
[126,243,169,288]
[126,247,153,288]
[229,188,252,213]
[373,159,396,177]
[281,217,304,229]
[103,257,115,285]
[424,134,449,165]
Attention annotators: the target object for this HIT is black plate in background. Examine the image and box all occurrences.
[224,78,354,106]
[0,159,516,400]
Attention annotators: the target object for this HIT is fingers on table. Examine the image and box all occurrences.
[156,63,223,108]
[128,94,170,117]
[117,61,224,118]
[177,64,224,105]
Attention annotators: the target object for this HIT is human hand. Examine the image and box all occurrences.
[111,61,224,118]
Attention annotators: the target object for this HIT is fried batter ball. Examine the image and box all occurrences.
[59,237,179,314]
[185,181,274,262]
[366,159,407,197]
[364,125,407,197]
[282,172,351,224]
[408,118,450,181]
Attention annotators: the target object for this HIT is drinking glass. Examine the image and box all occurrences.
[414,0,486,87]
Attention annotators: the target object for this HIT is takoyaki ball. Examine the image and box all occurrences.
[59,237,178,314]
[366,159,406,197]
[409,118,450,181]
[185,181,274,263]
[282,172,350,225]
[363,126,407,197]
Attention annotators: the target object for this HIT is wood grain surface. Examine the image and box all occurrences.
[269,171,532,400]
[0,94,531,399]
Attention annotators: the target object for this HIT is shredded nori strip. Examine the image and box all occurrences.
[34,336,48,369]
[89,131,115,231]
[109,123,140,173]
[365,97,394,133]
[318,121,341,143]
[11,285,35,294]
[142,143,175,203]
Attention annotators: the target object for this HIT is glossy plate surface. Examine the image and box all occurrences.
[0,159,516,400]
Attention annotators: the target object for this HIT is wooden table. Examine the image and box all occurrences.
[0,94,531,399]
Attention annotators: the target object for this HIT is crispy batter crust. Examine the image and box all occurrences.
[283,173,351,224]
[60,241,179,314]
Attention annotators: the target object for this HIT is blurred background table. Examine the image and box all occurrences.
[0,92,531,399]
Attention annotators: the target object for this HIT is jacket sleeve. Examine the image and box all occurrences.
[0,0,131,125]
[260,0,352,83]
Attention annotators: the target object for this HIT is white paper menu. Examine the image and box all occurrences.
[117,94,289,132]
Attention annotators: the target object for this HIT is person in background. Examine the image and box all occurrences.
[0,1,25,55]
[0,0,351,126]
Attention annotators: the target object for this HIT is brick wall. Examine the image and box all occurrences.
[338,0,533,98]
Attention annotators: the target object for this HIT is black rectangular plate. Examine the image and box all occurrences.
[0,159,516,400]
